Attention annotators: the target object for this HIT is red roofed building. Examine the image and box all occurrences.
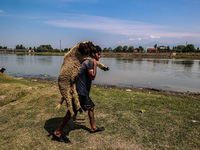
[147,47,157,53]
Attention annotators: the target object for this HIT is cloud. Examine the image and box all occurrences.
[45,15,163,36]
[129,38,142,41]
[0,10,4,13]
[150,35,160,39]
[45,14,200,39]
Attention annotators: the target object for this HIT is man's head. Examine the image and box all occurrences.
[90,45,102,61]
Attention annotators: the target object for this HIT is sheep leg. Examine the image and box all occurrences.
[72,83,83,114]
[96,61,109,71]
[59,86,75,116]
[84,57,110,71]
[84,57,109,71]
[55,97,64,110]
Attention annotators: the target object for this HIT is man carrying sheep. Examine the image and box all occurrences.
[53,45,105,143]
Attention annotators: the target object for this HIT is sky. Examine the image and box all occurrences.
[0,0,200,49]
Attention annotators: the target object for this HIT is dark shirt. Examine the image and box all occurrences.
[76,59,94,96]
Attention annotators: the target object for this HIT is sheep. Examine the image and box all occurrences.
[56,41,109,117]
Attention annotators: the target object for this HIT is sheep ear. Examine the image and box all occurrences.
[87,41,94,48]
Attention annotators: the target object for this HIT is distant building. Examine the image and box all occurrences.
[134,48,141,53]
[147,47,157,53]
[157,46,167,51]
[142,49,147,53]
[28,50,35,53]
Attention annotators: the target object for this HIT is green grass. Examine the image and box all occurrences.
[0,74,200,149]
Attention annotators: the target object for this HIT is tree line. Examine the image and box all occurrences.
[0,44,68,52]
[103,44,199,53]
[0,44,199,53]
[172,44,199,53]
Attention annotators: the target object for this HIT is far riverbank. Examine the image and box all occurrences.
[101,52,200,59]
[1,51,200,59]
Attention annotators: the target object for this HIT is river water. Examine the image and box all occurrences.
[1,53,200,92]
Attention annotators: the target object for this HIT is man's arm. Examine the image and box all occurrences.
[88,58,97,80]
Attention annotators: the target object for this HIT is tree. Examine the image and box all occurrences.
[115,45,123,52]
[128,46,134,52]
[16,44,26,49]
[173,45,185,52]
[0,46,7,49]
[154,44,157,48]
[64,48,69,52]
[107,47,112,52]
[123,45,128,52]
[167,46,171,52]
[53,49,61,52]
[177,45,185,50]
[103,48,107,52]
[36,45,53,52]
[139,46,144,51]
[183,44,196,52]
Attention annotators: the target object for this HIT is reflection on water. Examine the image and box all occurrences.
[37,56,53,65]
[95,58,200,92]
[0,54,200,92]
[16,54,53,65]
[146,59,169,64]
[0,54,62,80]
[172,60,194,68]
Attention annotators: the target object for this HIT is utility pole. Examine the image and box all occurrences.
[60,40,61,52]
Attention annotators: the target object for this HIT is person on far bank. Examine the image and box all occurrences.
[53,45,105,143]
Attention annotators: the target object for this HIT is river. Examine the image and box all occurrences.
[1,53,200,92]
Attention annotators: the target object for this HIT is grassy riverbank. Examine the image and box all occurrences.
[1,51,200,59]
[101,52,200,59]
[0,73,200,149]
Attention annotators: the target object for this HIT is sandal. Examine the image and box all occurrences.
[52,133,71,143]
[90,127,105,133]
